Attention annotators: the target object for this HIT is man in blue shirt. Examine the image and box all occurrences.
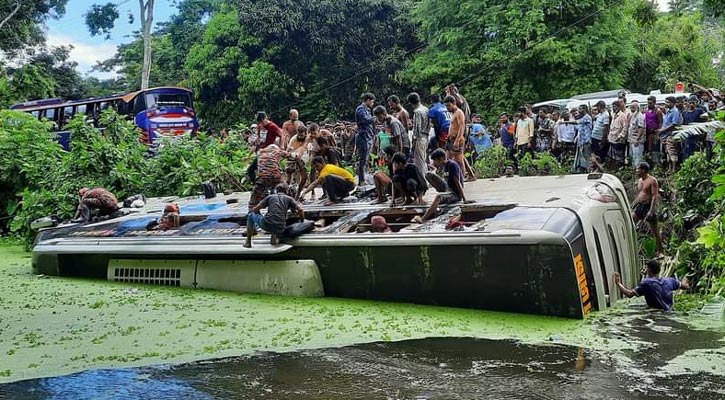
[469,114,492,161]
[427,94,452,150]
[355,93,377,185]
[614,259,690,311]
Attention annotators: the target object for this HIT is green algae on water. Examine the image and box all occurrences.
[0,244,721,384]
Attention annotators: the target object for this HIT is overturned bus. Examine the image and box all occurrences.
[32,174,639,319]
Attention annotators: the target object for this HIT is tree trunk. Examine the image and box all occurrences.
[0,0,21,31]
[139,0,155,90]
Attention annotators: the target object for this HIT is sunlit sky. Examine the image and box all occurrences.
[44,0,671,79]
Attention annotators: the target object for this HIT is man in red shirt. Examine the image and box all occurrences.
[255,111,283,150]
[247,112,284,185]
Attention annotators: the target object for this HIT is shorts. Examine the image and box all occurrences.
[633,202,656,222]
[446,138,463,153]
[438,192,462,205]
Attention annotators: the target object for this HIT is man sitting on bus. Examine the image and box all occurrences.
[614,259,690,311]
[245,183,305,248]
[412,149,466,223]
[72,187,120,223]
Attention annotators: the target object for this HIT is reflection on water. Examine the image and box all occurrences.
[2,334,724,399]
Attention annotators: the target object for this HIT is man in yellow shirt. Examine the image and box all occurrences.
[300,156,355,205]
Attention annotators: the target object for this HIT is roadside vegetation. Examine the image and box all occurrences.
[0,110,253,244]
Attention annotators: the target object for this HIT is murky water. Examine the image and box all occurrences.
[2,311,723,400]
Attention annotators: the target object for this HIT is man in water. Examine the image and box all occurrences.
[632,162,663,255]
[72,187,120,223]
[245,183,304,248]
[614,259,690,311]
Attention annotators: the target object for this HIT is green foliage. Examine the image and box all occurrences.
[183,0,419,129]
[517,152,567,177]
[628,11,721,92]
[472,146,510,178]
[85,3,119,39]
[0,109,253,246]
[672,152,717,216]
[407,0,639,121]
[0,0,67,55]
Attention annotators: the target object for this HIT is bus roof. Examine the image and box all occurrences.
[8,87,192,112]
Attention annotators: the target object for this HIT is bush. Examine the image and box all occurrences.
[472,146,510,178]
[517,152,567,176]
[0,109,254,246]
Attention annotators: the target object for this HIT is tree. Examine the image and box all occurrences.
[86,1,156,89]
[405,0,639,120]
[628,11,721,92]
[185,0,420,128]
[0,0,67,54]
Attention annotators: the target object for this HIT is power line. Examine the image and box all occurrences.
[455,0,627,86]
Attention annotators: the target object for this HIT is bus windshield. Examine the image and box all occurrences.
[144,92,192,109]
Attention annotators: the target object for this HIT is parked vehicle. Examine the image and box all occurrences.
[9,87,199,149]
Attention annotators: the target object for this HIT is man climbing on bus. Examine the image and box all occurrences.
[72,187,120,223]
[614,259,690,311]
[632,162,663,255]
[412,149,465,223]
[245,183,305,248]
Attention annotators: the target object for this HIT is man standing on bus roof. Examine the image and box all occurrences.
[255,111,283,151]
[355,93,377,186]
[632,162,663,255]
[614,259,690,311]
[281,109,302,151]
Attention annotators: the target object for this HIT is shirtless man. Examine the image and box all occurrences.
[281,109,303,151]
[286,124,309,198]
[632,162,663,255]
[444,96,471,181]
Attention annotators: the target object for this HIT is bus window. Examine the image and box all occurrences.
[592,228,610,300]
[607,225,623,277]
[42,108,56,122]
[31,111,40,119]
[76,104,87,115]
[59,106,74,129]
[144,92,191,109]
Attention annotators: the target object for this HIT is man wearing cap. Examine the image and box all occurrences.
[355,93,377,185]
[408,92,430,176]
[72,187,120,223]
